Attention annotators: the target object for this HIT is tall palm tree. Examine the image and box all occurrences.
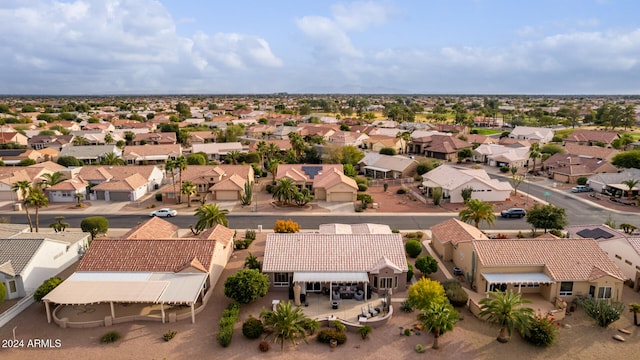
[11,180,33,232]
[478,290,534,343]
[26,186,49,232]
[272,178,298,205]
[266,158,280,184]
[288,132,306,161]
[104,132,114,144]
[100,152,125,165]
[164,159,177,202]
[630,303,640,326]
[175,156,188,203]
[72,136,89,146]
[266,142,280,162]
[192,204,229,234]
[528,142,541,174]
[260,301,310,350]
[458,199,496,228]
[621,179,639,201]
[181,181,197,207]
[225,150,240,165]
[418,302,459,349]
[39,171,64,188]
[256,141,268,169]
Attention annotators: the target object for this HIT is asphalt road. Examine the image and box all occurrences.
[2,178,634,231]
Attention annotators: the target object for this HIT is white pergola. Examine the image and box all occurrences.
[482,272,554,296]
[292,272,370,302]
[43,272,208,324]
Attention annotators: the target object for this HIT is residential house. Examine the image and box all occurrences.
[0,169,36,201]
[0,230,89,300]
[421,164,513,203]
[28,135,74,151]
[508,126,554,144]
[0,131,29,146]
[42,217,235,327]
[587,168,640,194]
[47,177,89,203]
[566,224,640,290]
[191,142,244,162]
[159,164,254,203]
[542,153,618,184]
[123,144,182,165]
[423,135,473,162]
[189,131,218,144]
[276,164,357,202]
[473,116,504,128]
[318,223,392,234]
[407,130,449,154]
[59,145,121,164]
[564,130,619,147]
[465,134,497,146]
[272,125,301,140]
[0,149,44,165]
[361,135,406,154]
[262,232,408,299]
[82,122,115,132]
[563,143,619,161]
[130,132,176,145]
[431,218,489,262]
[473,143,530,168]
[298,124,337,142]
[91,173,148,201]
[326,130,369,147]
[246,124,276,139]
[79,165,164,201]
[358,153,418,179]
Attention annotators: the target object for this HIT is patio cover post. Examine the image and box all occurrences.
[191,303,195,324]
[161,303,165,324]
[364,282,367,302]
[110,302,115,319]
[329,281,333,302]
[45,301,51,324]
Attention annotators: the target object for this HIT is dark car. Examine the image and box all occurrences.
[500,208,526,218]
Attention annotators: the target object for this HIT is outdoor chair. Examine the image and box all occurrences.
[369,303,379,316]
[354,289,364,301]
[361,306,372,318]
[332,290,341,300]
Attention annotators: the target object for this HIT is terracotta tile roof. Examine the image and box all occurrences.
[77,238,217,272]
[28,161,66,172]
[473,238,626,281]
[276,164,344,182]
[198,224,235,247]
[431,218,489,245]
[124,144,181,157]
[121,216,179,239]
[313,168,358,190]
[77,166,113,182]
[211,173,246,191]
[563,144,619,160]
[565,130,619,144]
[92,173,147,191]
[98,165,159,181]
[181,165,250,184]
[425,135,472,154]
[263,234,407,273]
[47,177,88,191]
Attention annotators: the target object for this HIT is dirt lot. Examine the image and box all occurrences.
[2,232,639,360]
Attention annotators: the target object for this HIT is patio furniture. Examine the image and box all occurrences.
[272,300,280,311]
[332,301,339,310]
[354,289,364,301]
[369,303,379,316]
[361,306,372,318]
[332,290,341,300]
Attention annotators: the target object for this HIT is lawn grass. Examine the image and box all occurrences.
[471,128,502,135]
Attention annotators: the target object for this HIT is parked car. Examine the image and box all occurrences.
[149,208,177,217]
[571,185,593,193]
[500,208,526,218]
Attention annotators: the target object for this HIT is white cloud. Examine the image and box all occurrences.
[331,1,392,31]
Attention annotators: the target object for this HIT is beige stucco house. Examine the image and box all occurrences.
[277,164,357,202]
[421,164,513,203]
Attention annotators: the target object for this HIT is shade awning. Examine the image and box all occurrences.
[293,272,369,283]
[362,165,390,172]
[483,272,553,284]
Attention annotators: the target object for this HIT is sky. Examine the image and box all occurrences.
[1,0,639,95]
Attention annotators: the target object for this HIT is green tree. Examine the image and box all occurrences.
[260,300,311,349]
[407,278,447,312]
[341,145,364,165]
[629,303,640,326]
[18,158,36,166]
[293,187,314,206]
[266,158,280,184]
[80,216,109,242]
[415,255,439,276]
[186,152,207,165]
[104,132,114,145]
[0,282,6,303]
[458,199,495,228]
[192,204,229,234]
[72,136,89,146]
[181,181,197,207]
[272,178,298,205]
[26,186,48,232]
[100,152,125,165]
[380,147,397,155]
[175,102,191,118]
[225,150,241,165]
[124,131,135,145]
[175,155,188,203]
[525,204,568,233]
[57,155,82,167]
[479,290,534,343]
[49,216,70,233]
[224,269,269,304]
[288,132,306,161]
[612,150,640,169]
[509,173,525,196]
[39,171,64,188]
[34,277,63,302]
[621,179,639,200]
[528,142,541,173]
[461,186,473,203]
[540,143,564,156]
[418,302,459,349]
[12,180,33,232]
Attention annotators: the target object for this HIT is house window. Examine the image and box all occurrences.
[526,283,540,288]
[559,282,573,296]
[8,280,16,293]
[373,276,378,288]
[273,272,289,287]
[597,286,612,300]
[379,277,393,289]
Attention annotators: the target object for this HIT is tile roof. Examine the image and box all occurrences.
[277,164,344,182]
[430,218,489,245]
[124,144,181,157]
[211,173,246,191]
[77,239,217,273]
[563,144,619,160]
[425,135,472,154]
[263,233,407,273]
[422,164,513,192]
[0,239,45,275]
[312,168,358,190]
[474,238,626,281]
[319,223,392,234]
[181,165,251,184]
[565,130,619,144]
[0,260,15,277]
[121,216,180,239]
[198,224,235,247]
[92,173,147,191]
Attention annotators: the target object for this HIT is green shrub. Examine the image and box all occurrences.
[577,297,625,327]
[415,255,438,275]
[499,165,510,173]
[406,262,414,283]
[524,313,559,347]
[265,184,274,194]
[405,240,423,258]
[217,302,240,347]
[155,193,162,201]
[332,320,346,333]
[404,328,412,336]
[355,207,363,213]
[34,277,63,302]
[415,344,426,353]
[576,177,588,185]
[163,330,177,342]
[391,229,400,233]
[317,329,347,345]
[101,331,121,343]
[216,327,234,347]
[445,286,469,307]
[242,317,264,339]
[383,183,389,192]
[405,231,424,240]
[396,188,407,195]
[358,183,368,191]
[549,229,563,237]
[245,229,256,240]
[400,300,414,313]
[303,319,321,335]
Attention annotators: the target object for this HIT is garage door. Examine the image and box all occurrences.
[329,192,353,202]
[109,191,131,201]
[215,190,238,201]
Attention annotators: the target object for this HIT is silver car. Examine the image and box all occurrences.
[149,208,178,217]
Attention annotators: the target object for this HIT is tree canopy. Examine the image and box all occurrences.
[407,278,448,312]
[525,203,568,234]
[612,150,640,169]
[224,269,269,304]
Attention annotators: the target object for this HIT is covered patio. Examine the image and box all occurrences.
[292,272,371,305]
[43,272,208,328]
[483,272,554,293]
[362,165,391,179]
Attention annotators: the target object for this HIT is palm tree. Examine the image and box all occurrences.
[26,186,49,232]
[192,204,229,234]
[181,181,197,207]
[528,143,541,174]
[288,132,306,161]
[266,142,280,162]
[100,152,125,165]
[260,301,310,350]
[72,136,89,146]
[418,302,459,349]
[175,156,188,203]
[458,198,496,228]
[225,150,240,165]
[104,132,114,144]
[74,192,84,206]
[164,159,177,202]
[272,178,298,205]
[39,171,64,188]
[630,303,640,326]
[11,180,33,232]
[266,158,280,184]
[256,141,268,169]
[478,290,534,343]
[293,187,314,206]
[621,179,639,201]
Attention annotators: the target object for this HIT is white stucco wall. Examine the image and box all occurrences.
[598,239,637,281]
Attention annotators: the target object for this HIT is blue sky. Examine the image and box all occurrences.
[1,0,639,95]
